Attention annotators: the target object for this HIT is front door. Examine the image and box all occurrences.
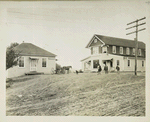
[30,60,37,71]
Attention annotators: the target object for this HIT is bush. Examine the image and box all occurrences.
[6,78,13,88]
[6,83,11,88]
[6,78,13,83]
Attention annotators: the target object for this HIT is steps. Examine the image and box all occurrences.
[25,71,44,75]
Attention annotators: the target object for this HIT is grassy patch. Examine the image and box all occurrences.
[6,72,145,116]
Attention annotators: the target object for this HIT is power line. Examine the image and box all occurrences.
[126,17,146,76]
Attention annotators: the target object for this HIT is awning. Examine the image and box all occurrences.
[102,58,113,61]
[29,57,39,60]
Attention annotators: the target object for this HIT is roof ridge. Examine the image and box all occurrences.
[14,42,56,57]
[86,34,145,48]
[95,34,145,43]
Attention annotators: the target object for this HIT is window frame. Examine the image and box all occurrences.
[102,46,107,53]
[127,59,131,67]
[120,47,123,54]
[117,60,120,66]
[112,46,116,54]
[138,49,142,56]
[42,58,47,67]
[93,46,99,55]
[18,56,25,68]
[142,60,144,67]
[94,39,97,43]
[126,47,130,55]
[132,48,135,55]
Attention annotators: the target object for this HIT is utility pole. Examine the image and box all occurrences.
[126,17,146,75]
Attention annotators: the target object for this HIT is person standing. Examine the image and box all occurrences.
[104,64,108,74]
[97,64,102,75]
[116,65,120,74]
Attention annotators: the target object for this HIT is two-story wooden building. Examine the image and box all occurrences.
[81,34,146,72]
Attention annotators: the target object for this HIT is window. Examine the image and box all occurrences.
[94,39,97,43]
[19,57,24,67]
[132,48,135,55]
[42,58,47,67]
[102,46,107,53]
[112,46,116,53]
[142,61,144,67]
[93,60,99,68]
[127,60,130,67]
[110,61,113,67]
[138,49,141,56]
[126,48,130,55]
[120,47,123,54]
[93,47,99,55]
[117,60,119,66]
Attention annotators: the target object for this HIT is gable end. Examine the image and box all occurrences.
[86,35,105,48]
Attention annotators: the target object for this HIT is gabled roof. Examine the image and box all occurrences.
[86,34,145,49]
[14,43,56,57]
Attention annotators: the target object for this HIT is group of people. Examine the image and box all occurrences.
[97,63,120,74]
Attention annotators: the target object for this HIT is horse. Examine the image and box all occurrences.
[62,66,72,74]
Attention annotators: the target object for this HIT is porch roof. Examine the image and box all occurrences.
[102,58,113,61]
[81,56,91,62]
[29,57,39,60]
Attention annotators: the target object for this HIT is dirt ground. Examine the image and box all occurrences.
[6,72,145,116]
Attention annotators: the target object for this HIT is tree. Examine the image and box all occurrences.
[6,42,20,70]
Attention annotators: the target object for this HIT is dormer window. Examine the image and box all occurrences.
[126,47,130,55]
[102,46,107,53]
[94,39,97,43]
[138,49,141,56]
[120,47,123,54]
[112,46,116,53]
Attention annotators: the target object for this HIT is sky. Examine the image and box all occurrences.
[0,1,150,70]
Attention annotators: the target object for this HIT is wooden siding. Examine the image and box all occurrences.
[90,37,103,47]
[116,46,119,55]
[91,47,93,55]
[99,46,102,53]
[106,45,145,58]
[107,45,112,54]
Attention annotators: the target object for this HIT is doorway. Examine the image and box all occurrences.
[30,60,37,71]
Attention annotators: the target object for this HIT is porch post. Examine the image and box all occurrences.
[91,59,93,71]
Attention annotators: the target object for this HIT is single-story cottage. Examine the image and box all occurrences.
[7,42,56,78]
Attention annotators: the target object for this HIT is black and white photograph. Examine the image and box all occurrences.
[0,0,150,121]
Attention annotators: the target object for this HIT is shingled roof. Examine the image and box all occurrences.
[86,34,145,49]
[14,43,56,57]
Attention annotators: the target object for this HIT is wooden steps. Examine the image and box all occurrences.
[25,71,44,75]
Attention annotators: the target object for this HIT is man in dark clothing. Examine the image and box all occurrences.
[97,64,102,75]
[104,64,108,74]
[116,65,120,74]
